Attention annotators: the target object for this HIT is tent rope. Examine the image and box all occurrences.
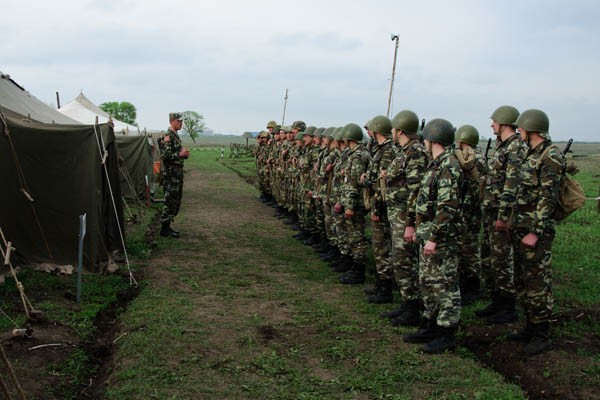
[0,228,37,320]
[0,112,54,260]
[92,124,137,286]
[0,344,27,400]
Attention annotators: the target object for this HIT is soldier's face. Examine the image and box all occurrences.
[424,140,432,152]
[287,133,295,141]
[517,127,528,142]
[491,120,501,135]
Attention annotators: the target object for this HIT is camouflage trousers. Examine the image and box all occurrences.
[161,164,184,223]
[457,208,482,282]
[482,209,516,297]
[513,229,554,324]
[419,240,461,327]
[332,201,350,256]
[371,210,393,280]
[323,201,336,246]
[480,220,492,289]
[314,197,325,236]
[388,208,420,301]
[302,195,317,233]
[345,209,369,264]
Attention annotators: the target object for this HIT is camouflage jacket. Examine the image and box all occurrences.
[460,147,488,214]
[415,150,463,244]
[514,141,564,235]
[158,128,185,165]
[366,139,395,215]
[340,144,371,211]
[483,133,527,222]
[386,139,428,225]
[331,148,350,201]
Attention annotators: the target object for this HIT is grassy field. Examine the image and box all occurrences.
[1,141,597,399]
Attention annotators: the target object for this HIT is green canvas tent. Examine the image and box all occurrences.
[0,115,124,271]
[115,135,153,201]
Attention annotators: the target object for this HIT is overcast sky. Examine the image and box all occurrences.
[2,0,599,140]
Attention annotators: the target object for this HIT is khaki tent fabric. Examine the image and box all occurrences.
[0,71,80,125]
[0,115,124,271]
[115,135,152,201]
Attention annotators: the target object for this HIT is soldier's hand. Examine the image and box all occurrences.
[325,163,333,173]
[360,173,367,184]
[371,213,379,222]
[521,232,538,248]
[179,148,190,158]
[345,209,354,218]
[403,226,416,243]
[494,219,508,232]
[334,202,343,214]
[423,240,437,256]
[379,170,387,179]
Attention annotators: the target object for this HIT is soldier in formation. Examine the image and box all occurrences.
[254,105,563,355]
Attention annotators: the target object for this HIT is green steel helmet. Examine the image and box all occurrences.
[515,109,550,135]
[490,105,520,127]
[303,126,317,136]
[294,132,304,141]
[266,120,278,129]
[314,127,326,138]
[292,120,307,131]
[369,115,392,137]
[273,124,281,132]
[283,125,293,133]
[342,123,363,142]
[364,120,371,130]
[324,127,336,140]
[332,127,344,141]
[456,124,480,146]
[391,110,419,134]
[422,118,455,146]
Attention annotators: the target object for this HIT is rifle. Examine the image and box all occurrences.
[484,138,492,161]
[563,138,573,155]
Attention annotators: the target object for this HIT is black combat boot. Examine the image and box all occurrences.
[160,222,179,238]
[303,233,320,246]
[391,299,423,327]
[331,255,353,272]
[273,205,284,217]
[422,326,457,354]
[284,212,298,225]
[524,322,552,355]
[487,294,518,324]
[364,277,385,296]
[366,278,394,304]
[321,246,340,261]
[402,318,439,343]
[507,322,535,342]
[380,302,408,319]
[460,276,481,306]
[293,230,311,241]
[475,293,502,317]
[339,262,366,284]
[278,208,289,220]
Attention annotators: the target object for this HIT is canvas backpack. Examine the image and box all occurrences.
[539,145,586,221]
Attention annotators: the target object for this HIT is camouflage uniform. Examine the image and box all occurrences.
[456,146,488,298]
[367,139,395,280]
[340,143,371,265]
[158,128,185,223]
[513,142,564,325]
[415,150,463,328]
[481,134,527,301]
[332,147,351,258]
[387,140,428,303]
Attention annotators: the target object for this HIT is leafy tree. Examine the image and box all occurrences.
[181,111,206,143]
[99,101,137,125]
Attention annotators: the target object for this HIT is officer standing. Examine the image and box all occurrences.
[403,118,463,354]
[507,109,564,355]
[158,112,189,238]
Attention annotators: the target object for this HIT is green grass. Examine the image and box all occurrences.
[105,150,525,400]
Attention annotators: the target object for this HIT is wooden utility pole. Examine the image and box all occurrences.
[386,35,399,118]
[281,89,289,127]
